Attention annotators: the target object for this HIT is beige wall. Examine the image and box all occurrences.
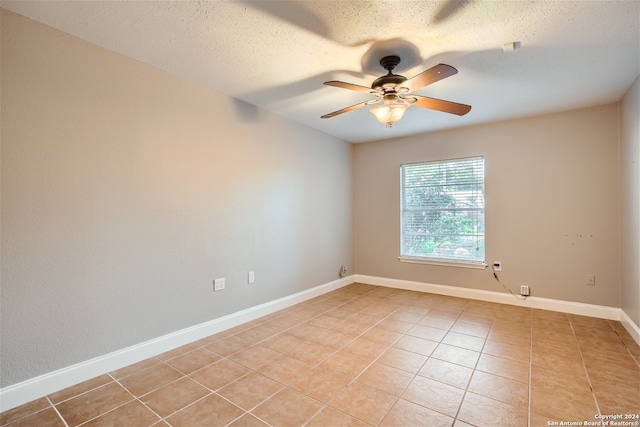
[354,104,620,307]
[620,75,640,325]
[0,10,353,387]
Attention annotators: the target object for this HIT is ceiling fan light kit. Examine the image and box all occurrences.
[321,55,471,127]
[369,101,410,128]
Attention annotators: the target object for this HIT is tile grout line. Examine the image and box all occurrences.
[299,289,454,426]
[301,288,406,427]
[45,380,115,407]
[45,396,70,427]
[450,308,492,427]
[300,290,393,425]
[355,307,436,427]
[157,392,214,426]
[183,287,391,427]
[46,379,141,427]
[78,372,168,427]
[163,356,265,426]
[437,307,468,426]
[370,297,477,425]
[568,319,602,418]
[215,291,412,425]
[0,400,57,427]
[212,291,368,360]
[169,292,354,424]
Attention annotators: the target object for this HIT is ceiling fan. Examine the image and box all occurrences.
[321,56,471,127]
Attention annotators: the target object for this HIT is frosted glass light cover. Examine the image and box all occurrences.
[369,102,409,127]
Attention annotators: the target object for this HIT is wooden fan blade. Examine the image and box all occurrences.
[403,64,458,93]
[324,81,376,94]
[409,95,471,116]
[321,100,377,119]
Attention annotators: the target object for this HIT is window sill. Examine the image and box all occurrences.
[398,257,487,270]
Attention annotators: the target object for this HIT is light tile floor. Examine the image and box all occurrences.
[2,283,639,426]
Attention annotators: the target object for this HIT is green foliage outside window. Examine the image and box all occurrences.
[401,157,485,264]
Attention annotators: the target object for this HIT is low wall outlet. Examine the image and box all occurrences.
[248,271,255,284]
[493,261,502,272]
[520,285,530,296]
[214,278,225,291]
[339,265,347,277]
[586,274,595,286]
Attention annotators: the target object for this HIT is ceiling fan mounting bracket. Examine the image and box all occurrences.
[379,55,401,72]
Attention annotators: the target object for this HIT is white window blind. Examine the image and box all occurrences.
[400,156,485,265]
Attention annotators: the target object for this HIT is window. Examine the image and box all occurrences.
[400,156,485,267]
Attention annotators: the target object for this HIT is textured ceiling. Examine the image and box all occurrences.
[3,0,639,143]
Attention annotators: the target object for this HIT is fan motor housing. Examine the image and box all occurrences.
[371,55,408,90]
[371,74,407,90]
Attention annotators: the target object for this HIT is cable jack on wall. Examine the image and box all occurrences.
[491,262,528,301]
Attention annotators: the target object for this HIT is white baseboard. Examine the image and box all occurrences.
[0,275,354,413]
[620,309,640,345]
[3,274,638,413]
[356,274,640,347]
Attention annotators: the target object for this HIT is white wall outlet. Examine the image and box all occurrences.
[214,278,225,291]
[493,261,502,272]
[520,284,530,296]
[586,274,595,286]
[248,271,255,284]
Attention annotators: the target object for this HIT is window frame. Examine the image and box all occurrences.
[398,156,487,269]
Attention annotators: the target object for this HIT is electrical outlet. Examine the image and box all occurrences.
[520,284,530,296]
[248,271,255,284]
[586,274,595,286]
[493,261,502,272]
[214,278,225,291]
[339,265,347,277]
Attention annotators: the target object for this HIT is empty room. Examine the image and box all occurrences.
[1,1,639,426]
